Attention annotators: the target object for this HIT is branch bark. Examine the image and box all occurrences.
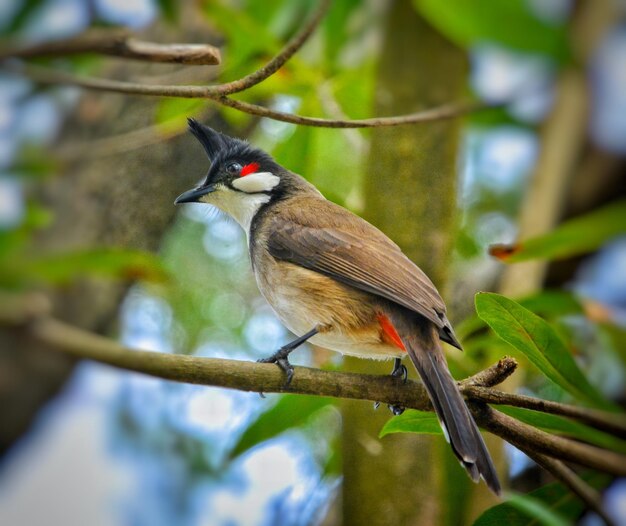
[0,28,221,65]
[464,385,626,438]
[2,293,625,482]
[2,62,492,128]
[520,448,616,526]
[475,406,626,476]
[0,0,496,129]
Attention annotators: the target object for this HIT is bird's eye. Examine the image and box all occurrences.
[226,162,242,175]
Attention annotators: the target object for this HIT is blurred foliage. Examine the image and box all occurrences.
[473,473,611,526]
[414,0,569,61]
[230,395,334,459]
[498,406,626,454]
[1,0,625,524]
[490,199,626,263]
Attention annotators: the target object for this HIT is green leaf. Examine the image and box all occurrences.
[490,199,626,263]
[3,248,168,287]
[379,409,443,438]
[155,98,208,134]
[414,0,569,60]
[473,473,611,526]
[10,144,58,178]
[503,493,571,526]
[499,406,626,454]
[2,0,45,34]
[457,290,583,341]
[322,0,362,70]
[230,395,333,458]
[155,0,179,22]
[271,117,313,176]
[475,293,614,410]
[0,203,52,262]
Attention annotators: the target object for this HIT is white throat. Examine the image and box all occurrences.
[201,188,270,240]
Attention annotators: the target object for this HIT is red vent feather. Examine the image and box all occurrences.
[377,313,406,351]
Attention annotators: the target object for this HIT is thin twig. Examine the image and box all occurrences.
[520,448,616,526]
[475,406,626,477]
[214,0,332,95]
[464,385,626,438]
[0,28,221,65]
[216,95,493,128]
[2,62,493,128]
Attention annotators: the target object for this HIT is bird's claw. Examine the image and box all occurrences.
[388,404,405,416]
[373,359,407,414]
[391,361,408,383]
[257,347,295,388]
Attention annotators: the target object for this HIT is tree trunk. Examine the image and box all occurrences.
[0,10,220,455]
[340,2,473,524]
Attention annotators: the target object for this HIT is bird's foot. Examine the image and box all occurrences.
[390,358,408,383]
[386,358,407,414]
[257,346,295,388]
[373,401,405,415]
[373,359,408,413]
[387,404,405,416]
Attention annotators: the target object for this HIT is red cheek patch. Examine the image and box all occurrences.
[240,162,259,177]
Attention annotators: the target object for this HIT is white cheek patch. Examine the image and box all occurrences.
[232,172,280,193]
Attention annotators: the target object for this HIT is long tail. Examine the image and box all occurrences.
[388,309,501,495]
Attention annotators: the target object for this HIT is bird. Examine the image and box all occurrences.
[175,118,500,494]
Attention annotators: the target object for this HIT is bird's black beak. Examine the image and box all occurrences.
[174,185,215,204]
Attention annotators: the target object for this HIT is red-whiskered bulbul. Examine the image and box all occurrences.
[175,119,500,494]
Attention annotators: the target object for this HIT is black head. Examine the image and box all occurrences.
[175,119,283,205]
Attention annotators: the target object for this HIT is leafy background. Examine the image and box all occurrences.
[0,0,625,525]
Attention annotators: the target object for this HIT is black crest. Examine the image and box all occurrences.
[187,118,246,161]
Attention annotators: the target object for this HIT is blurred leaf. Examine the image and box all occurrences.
[230,394,333,458]
[475,293,614,410]
[155,0,180,22]
[600,322,626,366]
[10,143,58,178]
[3,248,168,287]
[0,203,52,262]
[272,110,313,175]
[414,0,568,60]
[155,98,208,134]
[501,494,571,526]
[468,106,529,128]
[332,62,376,119]
[379,409,443,437]
[202,1,281,79]
[490,199,626,263]
[473,473,610,526]
[499,406,626,453]
[322,0,362,69]
[2,0,45,34]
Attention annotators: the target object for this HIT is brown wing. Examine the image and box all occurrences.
[265,198,462,349]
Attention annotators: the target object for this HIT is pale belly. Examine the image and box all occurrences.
[255,258,405,361]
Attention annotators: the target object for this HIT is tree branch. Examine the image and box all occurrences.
[214,0,332,95]
[475,406,626,476]
[1,292,625,482]
[0,28,221,65]
[464,385,626,438]
[2,61,493,128]
[519,447,616,526]
[0,0,495,130]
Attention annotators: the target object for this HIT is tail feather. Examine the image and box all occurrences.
[389,309,501,494]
